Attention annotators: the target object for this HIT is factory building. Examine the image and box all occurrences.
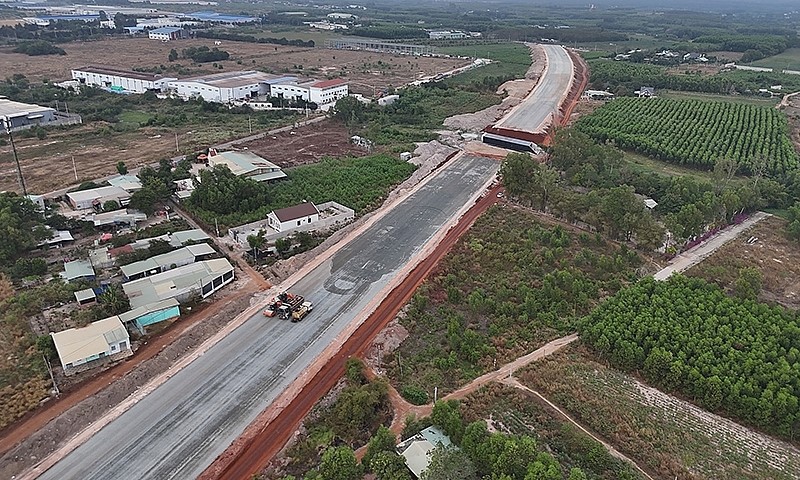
[0,98,58,131]
[72,66,176,94]
[148,26,188,41]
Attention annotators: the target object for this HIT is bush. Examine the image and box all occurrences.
[401,385,429,405]
[12,40,66,56]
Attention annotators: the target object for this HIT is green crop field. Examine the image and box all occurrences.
[576,97,799,174]
[752,48,800,72]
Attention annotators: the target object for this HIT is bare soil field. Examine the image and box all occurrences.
[234,119,369,168]
[519,343,800,480]
[0,37,468,94]
[685,215,800,309]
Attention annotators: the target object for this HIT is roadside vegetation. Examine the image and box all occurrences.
[580,275,800,440]
[520,344,800,480]
[185,155,417,228]
[385,206,643,401]
[576,97,798,174]
[440,43,533,92]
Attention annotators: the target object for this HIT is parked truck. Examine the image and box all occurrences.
[291,301,314,323]
[263,292,305,319]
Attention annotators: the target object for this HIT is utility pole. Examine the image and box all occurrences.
[174,131,179,152]
[72,155,78,181]
[3,116,27,196]
[214,217,220,237]
[43,354,60,397]
[248,115,252,134]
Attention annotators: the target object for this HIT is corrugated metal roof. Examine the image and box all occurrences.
[150,26,183,33]
[51,316,128,366]
[67,185,130,204]
[62,260,95,281]
[122,258,233,308]
[118,298,180,323]
[272,202,319,222]
[120,244,216,279]
[74,288,96,302]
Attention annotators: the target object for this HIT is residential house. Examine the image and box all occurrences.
[266,202,320,233]
[51,316,132,375]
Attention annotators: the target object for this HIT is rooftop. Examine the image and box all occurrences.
[74,288,97,303]
[150,26,183,33]
[0,98,55,119]
[38,229,74,246]
[62,260,95,281]
[272,202,319,222]
[311,78,347,89]
[67,185,130,204]
[107,174,143,191]
[397,426,453,479]
[122,258,233,308]
[120,243,216,279]
[207,150,286,180]
[51,316,128,366]
[118,298,180,323]
[174,70,277,89]
[73,66,168,82]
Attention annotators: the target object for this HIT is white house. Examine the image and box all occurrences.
[308,79,349,105]
[397,426,454,478]
[72,66,176,94]
[66,185,131,210]
[267,202,319,233]
[51,316,132,375]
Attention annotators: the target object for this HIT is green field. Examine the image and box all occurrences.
[660,90,779,106]
[438,43,532,89]
[752,48,800,72]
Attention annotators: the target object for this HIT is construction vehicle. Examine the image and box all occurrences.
[263,292,304,318]
[291,301,314,323]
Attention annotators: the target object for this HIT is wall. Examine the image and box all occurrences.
[230,201,355,245]
[135,305,181,330]
[309,84,348,105]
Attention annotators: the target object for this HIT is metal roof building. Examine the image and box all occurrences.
[0,97,58,131]
[51,316,132,375]
[397,426,453,478]
[207,149,287,182]
[119,298,181,332]
[121,243,216,281]
[122,258,234,309]
[107,174,143,192]
[66,185,131,210]
[61,260,95,282]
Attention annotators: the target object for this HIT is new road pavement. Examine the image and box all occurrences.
[38,155,499,480]
[495,44,574,134]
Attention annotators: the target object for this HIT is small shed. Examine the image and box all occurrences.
[75,288,97,306]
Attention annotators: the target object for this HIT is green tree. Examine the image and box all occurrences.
[363,426,397,470]
[370,451,410,480]
[247,232,265,261]
[148,239,173,256]
[431,400,465,444]
[421,445,478,480]
[334,96,368,126]
[786,203,800,240]
[0,193,49,265]
[319,446,361,480]
[116,161,128,175]
[734,267,762,301]
[36,335,57,360]
[103,200,120,212]
[567,468,588,480]
[98,284,130,316]
[129,187,158,216]
[168,48,179,62]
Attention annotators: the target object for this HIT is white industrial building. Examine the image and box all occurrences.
[0,98,59,131]
[51,316,132,375]
[168,70,273,102]
[267,202,320,233]
[72,66,176,94]
[122,258,235,309]
[148,26,187,41]
[428,30,470,40]
[167,71,348,105]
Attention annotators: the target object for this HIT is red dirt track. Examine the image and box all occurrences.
[204,185,503,480]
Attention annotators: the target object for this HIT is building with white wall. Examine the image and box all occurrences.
[428,30,470,40]
[66,185,131,210]
[267,202,320,233]
[207,149,287,182]
[168,70,273,102]
[122,258,235,309]
[51,316,132,375]
[148,26,187,41]
[72,66,176,94]
[309,79,349,105]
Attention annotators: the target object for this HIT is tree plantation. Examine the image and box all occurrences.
[581,275,800,439]
[577,98,799,175]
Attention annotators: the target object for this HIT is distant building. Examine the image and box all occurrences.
[168,70,274,103]
[38,229,74,249]
[308,79,349,105]
[308,21,348,30]
[378,94,400,106]
[181,11,257,23]
[397,426,454,478]
[72,66,177,94]
[267,202,320,233]
[148,26,187,41]
[207,149,287,182]
[327,12,358,20]
[637,86,656,98]
[122,258,234,309]
[428,30,469,40]
[83,209,147,228]
[51,316,132,375]
[66,185,131,210]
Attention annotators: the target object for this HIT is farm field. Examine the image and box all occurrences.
[235,119,371,169]
[660,90,779,106]
[686,215,800,309]
[752,48,800,72]
[439,43,533,88]
[519,343,800,480]
[384,205,643,402]
[580,275,800,440]
[0,37,469,95]
[576,97,799,174]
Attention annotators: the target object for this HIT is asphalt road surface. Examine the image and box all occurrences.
[496,44,574,133]
[38,155,498,480]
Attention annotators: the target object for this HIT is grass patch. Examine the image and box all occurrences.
[461,383,644,480]
[621,150,746,185]
[385,206,642,399]
[752,48,800,72]
[660,90,779,106]
[117,110,154,126]
[439,43,532,90]
[519,343,800,480]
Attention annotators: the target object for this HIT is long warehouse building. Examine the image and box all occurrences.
[72,66,177,94]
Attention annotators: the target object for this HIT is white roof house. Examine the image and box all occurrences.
[122,258,234,308]
[51,316,132,374]
[207,149,287,182]
[107,174,143,192]
[120,243,216,281]
[168,70,274,103]
[66,185,131,210]
[61,260,95,282]
[397,426,453,478]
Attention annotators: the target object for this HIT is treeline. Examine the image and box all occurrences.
[181,45,229,63]
[502,130,796,247]
[12,40,65,56]
[185,155,417,228]
[581,275,800,439]
[493,26,627,43]
[691,33,790,60]
[194,30,314,48]
[588,60,800,95]
[346,24,426,39]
